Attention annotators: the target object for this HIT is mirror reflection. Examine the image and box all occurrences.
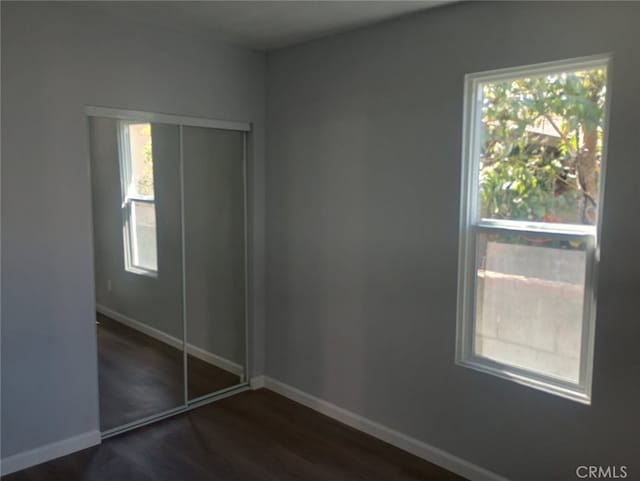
[89,113,247,433]
[183,126,247,401]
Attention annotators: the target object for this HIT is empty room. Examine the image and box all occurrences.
[1,1,639,480]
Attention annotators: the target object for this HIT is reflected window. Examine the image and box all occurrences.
[118,122,158,275]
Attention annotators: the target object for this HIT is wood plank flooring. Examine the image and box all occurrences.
[97,313,240,430]
[3,389,467,481]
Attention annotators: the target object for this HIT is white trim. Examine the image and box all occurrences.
[249,375,265,389]
[188,344,243,377]
[0,430,101,476]
[457,358,590,405]
[84,106,251,132]
[97,303,177,350]
[96,305,244,376]
[475,219,595,238]
[242,132,251,387]
[466,53,612,86]
[262,377,509,481]
[179,124,189,404]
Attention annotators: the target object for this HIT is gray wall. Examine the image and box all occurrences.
[183,126,246,366]
[265,2,640,480]
[1,3,265,459]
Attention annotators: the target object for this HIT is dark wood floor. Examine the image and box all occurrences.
[97,313,240,430]
[3,389,466,481]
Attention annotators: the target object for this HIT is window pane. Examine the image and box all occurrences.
[478,67,607,226]
[127,123,154,198]
[474,232,586,382]
[131,200,158,271]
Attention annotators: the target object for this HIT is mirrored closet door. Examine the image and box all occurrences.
[183,126,247,401]
[88,109,249,436]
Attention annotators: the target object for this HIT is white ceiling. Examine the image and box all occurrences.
[92,1,453,51]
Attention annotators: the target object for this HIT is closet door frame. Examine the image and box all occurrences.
[85,105,252,439]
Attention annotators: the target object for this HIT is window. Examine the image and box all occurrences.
[456,55,611,403]
[118,121,158,276]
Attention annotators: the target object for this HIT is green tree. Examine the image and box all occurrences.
[480,69,606,225]
[137,125,154,196]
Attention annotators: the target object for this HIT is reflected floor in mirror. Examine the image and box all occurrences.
[2,389,466,481]
[97,313,240,431]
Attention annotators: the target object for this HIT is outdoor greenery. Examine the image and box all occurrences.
[137,124,154,197]
[479,68,607,226]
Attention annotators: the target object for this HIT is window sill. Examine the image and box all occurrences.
[456,357,591,405]
[125,266,158,279]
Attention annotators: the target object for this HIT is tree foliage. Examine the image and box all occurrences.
[136,125,154,196]
[479,69,606,225]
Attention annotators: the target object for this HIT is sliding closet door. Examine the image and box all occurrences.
[182,126,247,400]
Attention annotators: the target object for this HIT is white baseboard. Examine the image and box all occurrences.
[0,430,101,476]
[97,304,180,349]
[250,375,265,389]
[262,377,509,481]
[96,304,244,376]
[186,343,244,378]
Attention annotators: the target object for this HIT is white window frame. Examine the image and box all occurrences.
[117,120,158,277]
[456,54,613,404]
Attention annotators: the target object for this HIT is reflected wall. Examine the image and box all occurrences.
[88,112,248,433]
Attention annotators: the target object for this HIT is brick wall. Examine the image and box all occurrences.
[475,241,586,381]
